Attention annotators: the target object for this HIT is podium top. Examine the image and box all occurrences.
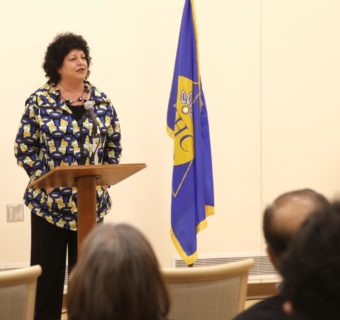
[29,163,147,189]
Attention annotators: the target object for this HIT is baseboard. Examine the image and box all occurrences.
[247,281,278,299]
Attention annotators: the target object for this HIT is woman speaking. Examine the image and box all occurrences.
[14,33,122,319]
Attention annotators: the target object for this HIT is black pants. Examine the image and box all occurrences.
[31,214,78,320]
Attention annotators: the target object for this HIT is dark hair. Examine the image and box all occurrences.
[67,223,169,320]
[43,33,91,84]
[263,189,330,258]
[281,203,340,320]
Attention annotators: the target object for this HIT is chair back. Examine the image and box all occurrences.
[163,259,254,320]
[0,265,42,320]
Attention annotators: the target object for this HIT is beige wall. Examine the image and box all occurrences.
[1,0,340,268]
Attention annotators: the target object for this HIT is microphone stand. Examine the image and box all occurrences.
[79,113,88,165]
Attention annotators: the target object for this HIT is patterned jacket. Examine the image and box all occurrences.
[14,81,122,230]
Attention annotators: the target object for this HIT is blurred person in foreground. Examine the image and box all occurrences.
[14,32,122,319]
[281,201,340,320]
[67,223,170,320]
[234,189,330,320]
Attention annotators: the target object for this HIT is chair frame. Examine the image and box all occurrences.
[0,265,42,320]
[163,259,254,316]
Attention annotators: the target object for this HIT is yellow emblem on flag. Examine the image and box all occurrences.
[174,76,194,165]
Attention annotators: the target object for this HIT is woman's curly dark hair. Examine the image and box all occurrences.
[43,33,91,84]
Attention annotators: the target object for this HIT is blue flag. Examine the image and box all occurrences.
[167,0,214,265]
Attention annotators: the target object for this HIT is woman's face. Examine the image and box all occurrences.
[58,49,88,83]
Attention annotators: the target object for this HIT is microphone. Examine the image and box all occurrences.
[84,100,98,137]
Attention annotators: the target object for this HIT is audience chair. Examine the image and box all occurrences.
[0,265,42,320]
[163,259,254,320]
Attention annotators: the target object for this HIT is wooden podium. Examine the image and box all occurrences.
[29,163,146,252]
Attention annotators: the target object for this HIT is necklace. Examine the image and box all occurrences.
[65,96,86,106]
[57,83,90,106]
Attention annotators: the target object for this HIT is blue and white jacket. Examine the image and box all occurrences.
[14,81,122,230]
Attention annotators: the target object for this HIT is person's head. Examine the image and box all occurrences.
[263,189,330,267]
[43,33,91,84]
[67,223,169,320]
[281,202,340,320]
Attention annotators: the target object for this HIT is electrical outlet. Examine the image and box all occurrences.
[6,203,24,222]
